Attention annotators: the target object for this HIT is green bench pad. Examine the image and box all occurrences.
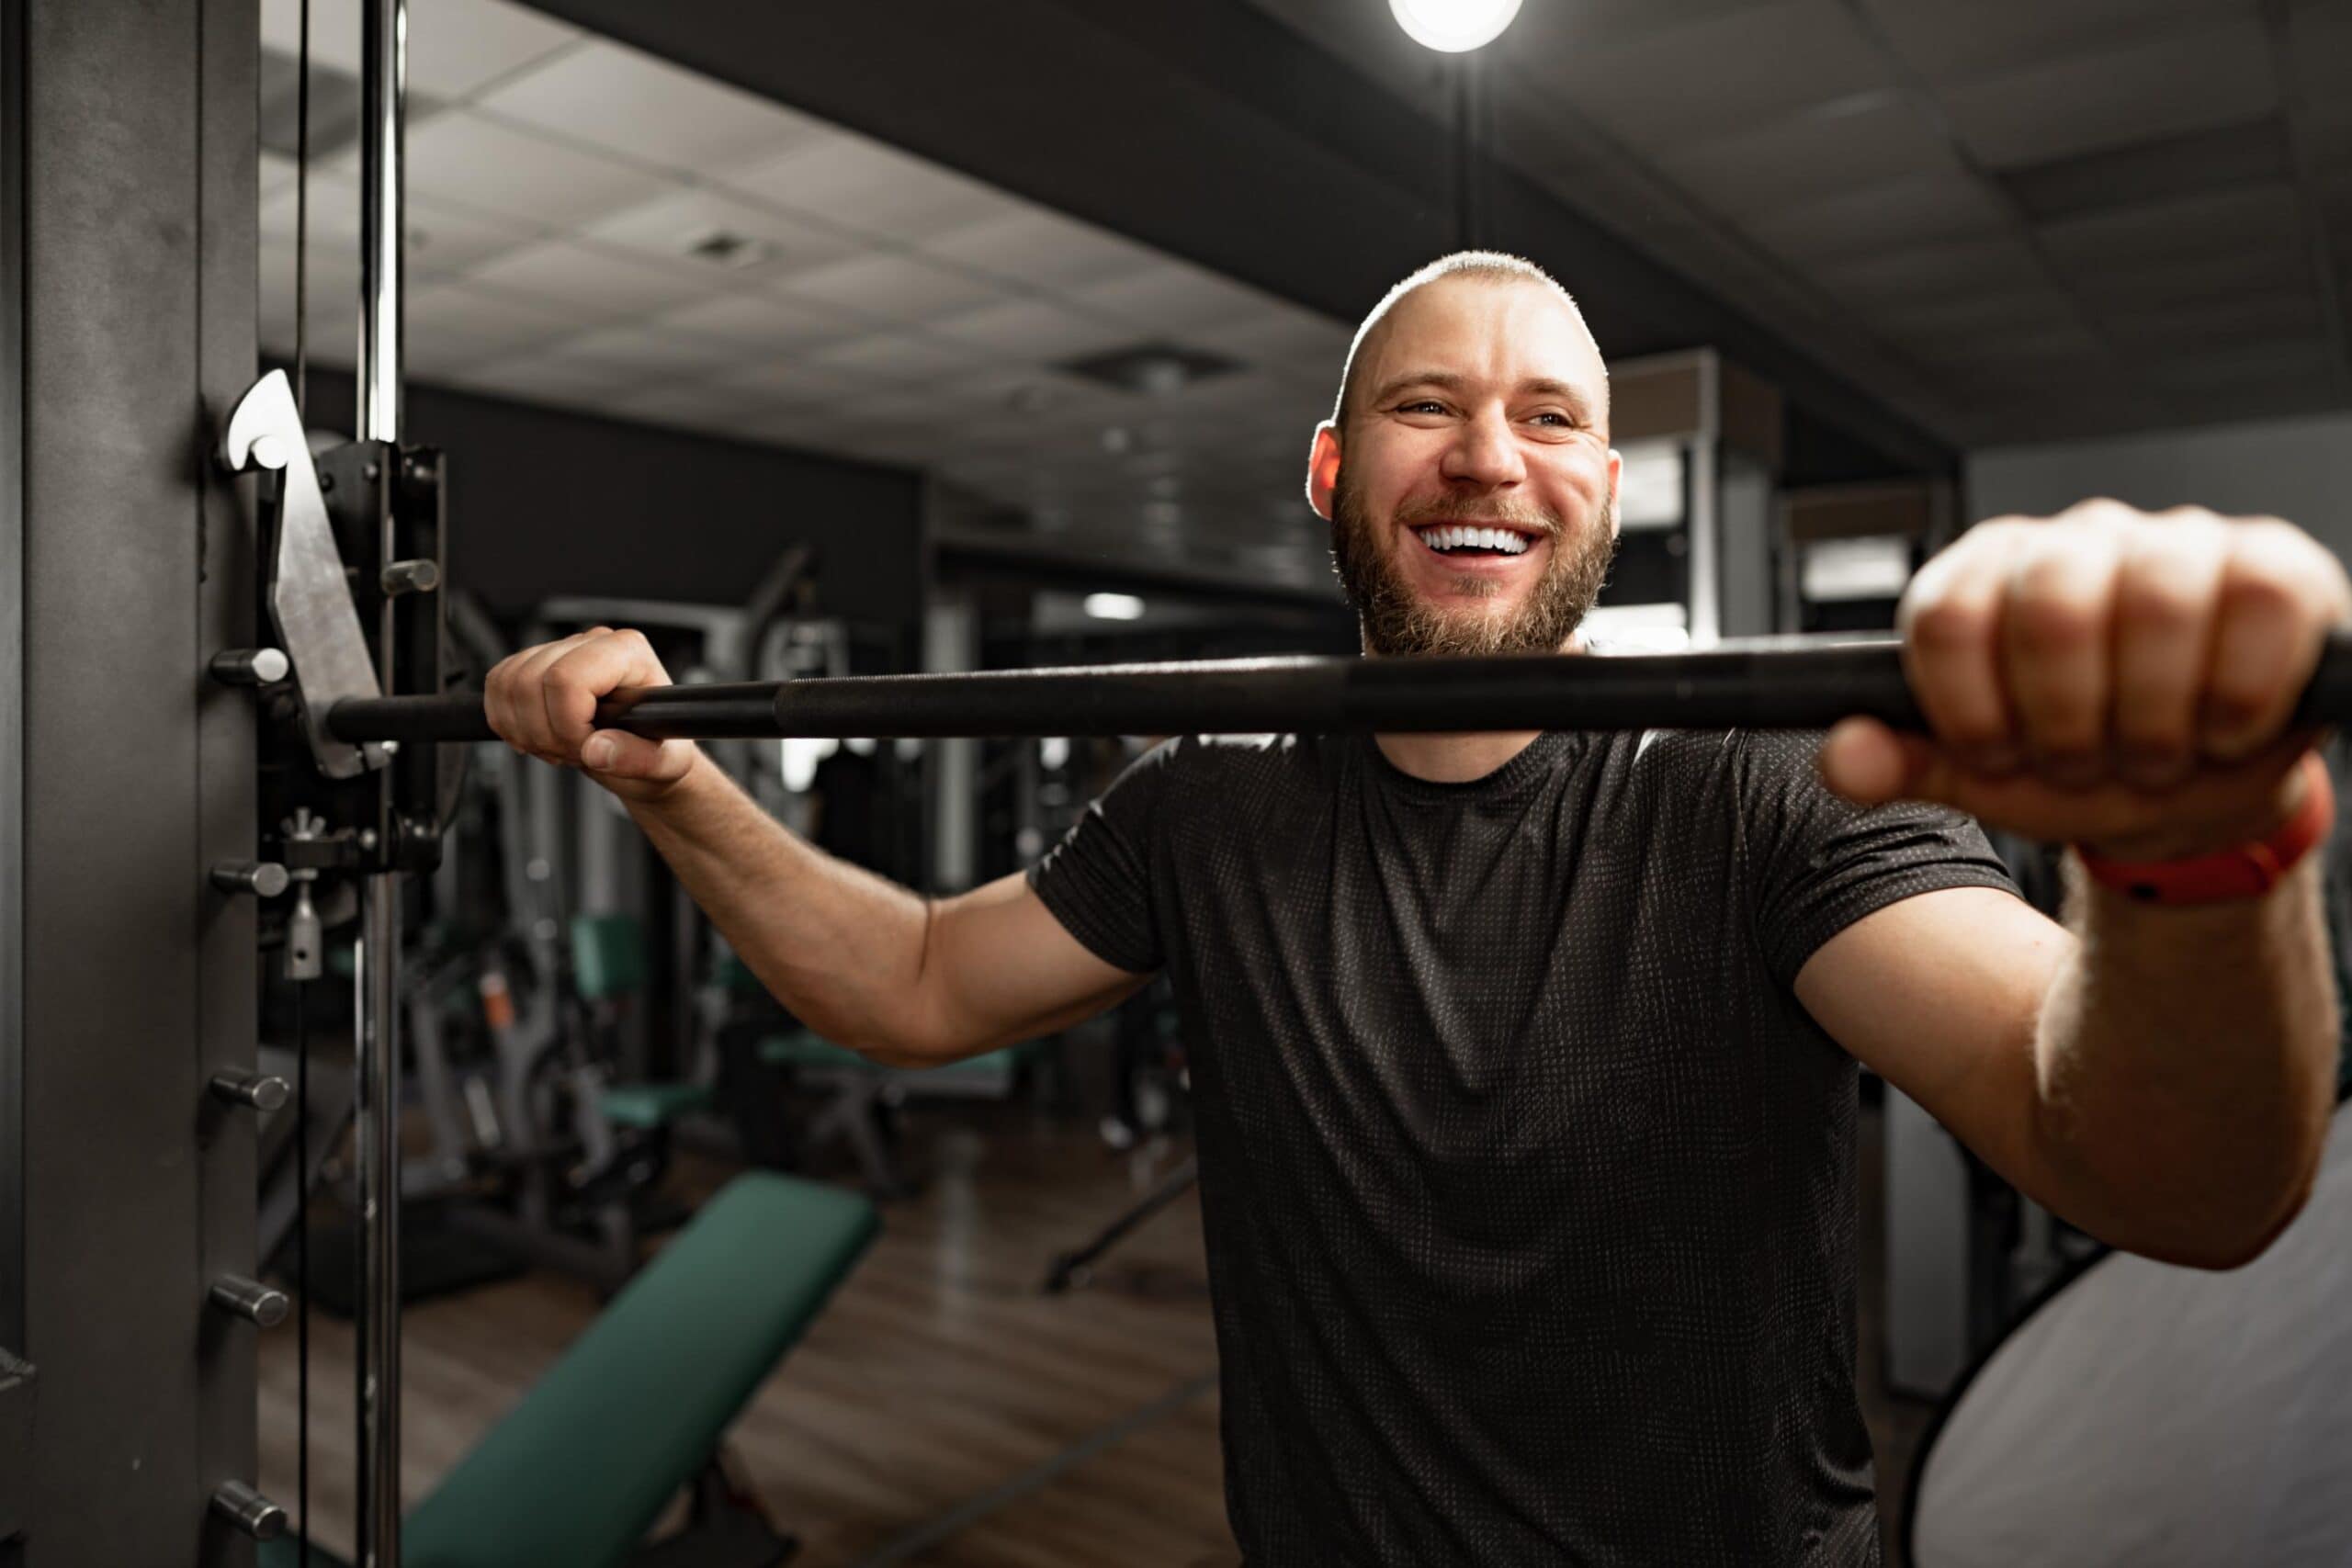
[597,1079,716,1130]
[571,911,648,1003]
[265,1171,876,1568]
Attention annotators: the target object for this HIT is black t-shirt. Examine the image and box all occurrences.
[1029,727,2019,1566]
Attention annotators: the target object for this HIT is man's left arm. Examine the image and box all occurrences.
[1797,502,2348,1270]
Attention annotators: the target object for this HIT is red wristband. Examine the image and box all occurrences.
[2078,751,2335,906]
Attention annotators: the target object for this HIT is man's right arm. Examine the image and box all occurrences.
[486,628,1149,1067]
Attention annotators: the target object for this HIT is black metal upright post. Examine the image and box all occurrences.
[11,0,263,1562]
[0,0,27,1546]
[354,3,407,1564]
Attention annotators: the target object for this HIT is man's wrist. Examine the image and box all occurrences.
[2079,761,2311,864]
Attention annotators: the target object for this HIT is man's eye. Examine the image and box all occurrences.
[1396,400,1447,415]
[1528,412,1572,427]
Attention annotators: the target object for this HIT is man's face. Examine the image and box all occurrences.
[1311,277,1623,657]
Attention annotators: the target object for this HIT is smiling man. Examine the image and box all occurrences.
[485,252,2345,1565]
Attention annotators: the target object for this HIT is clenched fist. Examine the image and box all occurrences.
[1819,501,2352,862]
[483,626,701,803]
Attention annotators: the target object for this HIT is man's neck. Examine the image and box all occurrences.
[1368,633,1588,784]
[1374,728,1544,783]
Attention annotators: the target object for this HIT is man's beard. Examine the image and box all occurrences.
[1328,470,1618,657]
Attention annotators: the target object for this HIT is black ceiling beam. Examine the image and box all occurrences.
[522,0,1955,477]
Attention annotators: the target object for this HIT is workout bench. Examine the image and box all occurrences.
[262,1170,876,1568]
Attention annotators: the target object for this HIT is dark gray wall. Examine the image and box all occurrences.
[294,367,926,625]
[16,0,261,1562]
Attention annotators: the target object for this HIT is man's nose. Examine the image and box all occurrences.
[1440,408,1525,489]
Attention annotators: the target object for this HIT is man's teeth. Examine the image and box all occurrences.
[1418,525,1530,556]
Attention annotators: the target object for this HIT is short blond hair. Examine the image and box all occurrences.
[1329,251,1594,428]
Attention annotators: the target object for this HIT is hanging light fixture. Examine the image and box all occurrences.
[1388,0,1524,52]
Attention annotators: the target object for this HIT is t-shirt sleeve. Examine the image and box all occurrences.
[1025,739,1174,976]
[1736,729,2023,988]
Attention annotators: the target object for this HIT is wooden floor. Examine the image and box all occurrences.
[260,1106,1939,1565]
[260,1120,1235,1566]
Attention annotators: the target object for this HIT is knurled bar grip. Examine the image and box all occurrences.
[324,633,2352,745]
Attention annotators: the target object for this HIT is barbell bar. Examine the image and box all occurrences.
[324,635,2352,748]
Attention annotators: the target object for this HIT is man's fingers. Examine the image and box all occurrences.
[579,730,695,784]
[2201,522,2346,761]
[1818,716,1931,805]
[1898,522,2020,773]
[2109,515,2228,789]
[2000,510,2121,786]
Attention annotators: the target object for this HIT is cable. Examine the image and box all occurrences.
[296,976,310,1568]
[295,5,314,1562]
[293,0,311,415]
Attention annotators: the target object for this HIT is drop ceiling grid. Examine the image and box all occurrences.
[258,0,1351,584]
[1245,0,2347,445]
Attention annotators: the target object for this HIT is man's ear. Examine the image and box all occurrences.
[1307,423,1341,522]
[1606,446,1624,540]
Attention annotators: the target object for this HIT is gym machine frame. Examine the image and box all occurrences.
[221,6,2352,1562]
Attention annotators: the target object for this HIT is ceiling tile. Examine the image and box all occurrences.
[441,351,642,407]
[603,379,767,431]
[1937,19,2275,168]
[702,357,894,409]
[1871,0,2260,85]
[1185,306,1354,378]
[722,134,1011,243]
[2151,336,2341,389]
[2036,184,2306,276]
[1074,262,1280,334]
[1867,287,2084,344]
[1812,235,2049,305]
[579,186,863,280]
[404,279,573,369]
[916,206,1163,292]
[1546,0,1890,151]
[650,291,858,354]
[264,170,544,279]
[263,0,581,101]
[407,111,669,227]
[259,0,358,77]
[459,238,719,320]
[405,0,579,100]
[928,299,1140,360]
[258,239,362,362]
[2087,246,2315,310]
[533,323,755,379]
[473,39,828,173]
[1650,92,1954,219]
[1739,167,2012,262]
[2101,289,2325,353]
[774,252,1009,324]
[804,331,988,383]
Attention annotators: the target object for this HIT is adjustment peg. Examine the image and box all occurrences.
[209,1480,287,1540]
[209,648,290,686]
[209,861,290,898]
[208,1069,289,1113]
[208,1274,289,1328]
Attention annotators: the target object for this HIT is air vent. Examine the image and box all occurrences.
[680,229,777,271]
[1998,118,2291,225]
[1057,342,1244,396]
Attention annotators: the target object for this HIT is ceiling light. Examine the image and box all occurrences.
[1084,592,1146,621]
[1388,0,1524,52]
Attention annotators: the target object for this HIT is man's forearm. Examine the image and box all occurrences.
[621,750,941,1061]
[2033,856,2338,1267]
